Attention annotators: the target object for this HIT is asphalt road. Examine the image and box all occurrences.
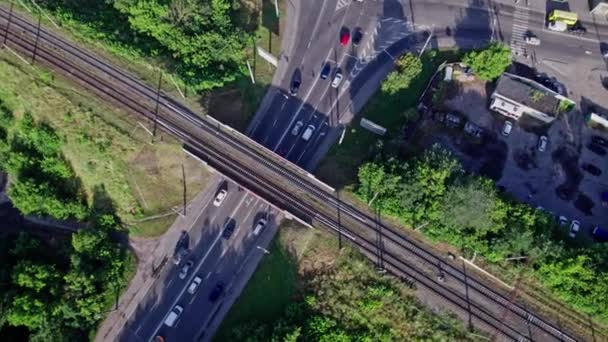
[119,179,278,342]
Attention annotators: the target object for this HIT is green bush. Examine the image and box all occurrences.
[463,42,512,81]
[355,145,608,322]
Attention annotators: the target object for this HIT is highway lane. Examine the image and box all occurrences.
[119,180,277,342]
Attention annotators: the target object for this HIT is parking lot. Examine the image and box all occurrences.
[416,66,608,239]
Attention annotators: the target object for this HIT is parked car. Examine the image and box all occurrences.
[331,71,343,88]
[222,219,236,239]
[253,218,267,236]
[601,42,608,58]
[179,260,194,280]
[340,30,350,46]
[547,21,567,32]
[538,136,548,152]
[352,28,363,46]
[188,276,202,294]
[164,305,183,327]
[291,121,304,136]
[302,125,315,141]
[591,135,608,147]
[320,62,331,80]
[592,226,608,242]
[501,121,513,136]
[558,216,568,226]
[582,163,602,176]
[569,220,580,238]
[209,282,225,302]
[586,143,606,156]
[213,189,228,207]
[290,77,301,96]
[173,247,188,265]
[524,35,540,45]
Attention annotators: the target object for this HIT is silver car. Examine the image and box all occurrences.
[179,260,194,280]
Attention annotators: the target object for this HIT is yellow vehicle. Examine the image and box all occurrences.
[548,10,578,25]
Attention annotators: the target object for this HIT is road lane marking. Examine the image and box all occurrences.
[271,48,335,152]
[147,193,250,341]
[206,271,211,279]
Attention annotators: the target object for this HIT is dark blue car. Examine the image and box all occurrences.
[320,62,331,80]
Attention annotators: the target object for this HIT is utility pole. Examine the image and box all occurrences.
[336,190,342,249]
[152,72,163,139]
[31,16,41,64]
[181,163,187,216]
[2,3,14,47]
[375,206,384,271]
[462,260,473,331]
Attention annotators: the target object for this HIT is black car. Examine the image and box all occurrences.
[222,219,236,239]
[591,135,608,148]
[289,78,301,96]
[582,163,602,176]
[352,29,363,46]
[320,62,331,80]
[587,143,607,156]
[208,282,225,302]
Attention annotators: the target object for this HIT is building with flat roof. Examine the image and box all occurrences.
[489,73,572,123]
[590,0,608,17]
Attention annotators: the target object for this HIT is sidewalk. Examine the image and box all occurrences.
[95,174,221,342]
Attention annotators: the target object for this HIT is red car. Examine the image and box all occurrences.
[340,31,350,46]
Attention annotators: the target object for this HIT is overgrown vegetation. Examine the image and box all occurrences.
[0,58,208,236]
[355,145,608,322]
[0,113,87,220]
[0,104,134,340]
[381,53,423,95]
[35,0,250,92]
[462,42,511,81]
[216,224,478,341]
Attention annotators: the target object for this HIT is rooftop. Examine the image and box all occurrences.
[494,73,561,117]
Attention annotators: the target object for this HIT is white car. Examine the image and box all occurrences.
[213,189,228,207]
[253,218,267,236]
[524,36,540,45]
[501,121,513,136]
[291,121,304,136]
[538,136,548,152]
[164,305,183,327]
[569,220,580,238]
[331,72,343,88]
[188,276,202,294]
[179,260,194,280]
[302,125,315,141]
[558,216,568,226]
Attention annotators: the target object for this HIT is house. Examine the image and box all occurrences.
[489,72,573,123]
[590,0,608,17]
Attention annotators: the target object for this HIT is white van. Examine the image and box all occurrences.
[302,125,315,141]
[164,305,183,327]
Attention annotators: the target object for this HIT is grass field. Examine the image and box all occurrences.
[0,53,208,236]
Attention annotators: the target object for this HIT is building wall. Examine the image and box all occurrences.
[490,94,556,123]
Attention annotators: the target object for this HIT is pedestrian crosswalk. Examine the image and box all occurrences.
[510,5,530,57]
[335,0,351,12]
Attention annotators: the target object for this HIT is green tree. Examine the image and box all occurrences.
[381,53,423,95]
[463,42,512,81]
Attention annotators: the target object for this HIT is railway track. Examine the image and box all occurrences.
[0,6,585,341]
